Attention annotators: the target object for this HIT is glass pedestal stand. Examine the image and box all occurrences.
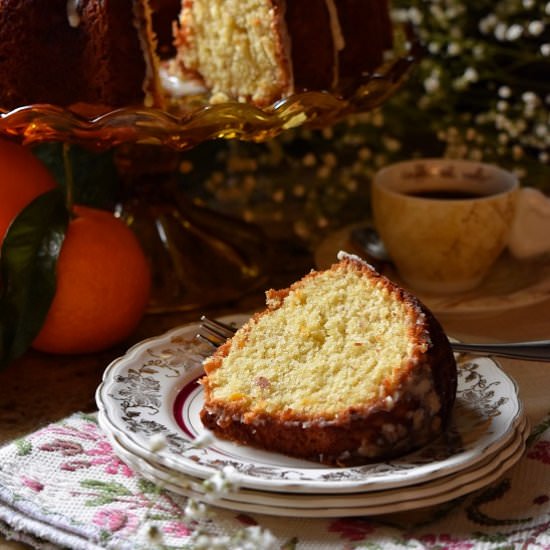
[114,143,268,313]
[0,25,420,312]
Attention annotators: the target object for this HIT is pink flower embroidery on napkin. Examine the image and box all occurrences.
[418,534,475,549]
[20,476,44,492]
[92,508,138,534]
[85,441,134,477]
[38,422,102,443]
[163,520,192,537]
[36,423,133,477]
[39,440,83,456]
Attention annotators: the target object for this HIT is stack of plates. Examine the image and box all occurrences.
[96,316,528,518]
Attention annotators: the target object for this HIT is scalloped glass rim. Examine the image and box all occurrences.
[0,26,421,151]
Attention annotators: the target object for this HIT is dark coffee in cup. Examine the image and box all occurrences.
[406,189,489,200]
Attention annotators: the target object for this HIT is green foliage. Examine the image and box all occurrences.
[0,188,69,368]
[14,438,32,456]
[31,143,119,209]
[80,479,133,506]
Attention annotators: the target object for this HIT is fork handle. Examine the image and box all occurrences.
[450,339,550,361]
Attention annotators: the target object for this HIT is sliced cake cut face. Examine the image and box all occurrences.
[175,0,292,105]
[206,264,419,417]
[200,252,457,465]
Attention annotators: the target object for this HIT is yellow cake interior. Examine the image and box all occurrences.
[178,0,288,103]
[206,266,421,417]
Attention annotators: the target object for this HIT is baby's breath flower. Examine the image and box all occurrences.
[191,526,278,550]
[447,42,462,55]
[184,498,209,521]
[505,24,523,41]
[497,100,508,112]
[193,430,214,449]
[235,525,279,550]
[463,67,478,82]
[148,433,168,453]
[528,21,545,36]
[424,75,440,93]
[479,14,498,34]
[428,41,441,54]
[494,23,508,41]
[522,91,539,106]
[499,86,512,99]
[472,44,485,58]
[536,124,548,138]
[407,7,423,25]
[202,465,240,499]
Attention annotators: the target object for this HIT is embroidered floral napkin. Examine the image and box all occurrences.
[1,412,550,550]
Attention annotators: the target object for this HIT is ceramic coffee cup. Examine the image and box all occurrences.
[371,159,520,294]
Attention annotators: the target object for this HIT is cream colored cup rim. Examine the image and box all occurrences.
[373,158,519,202]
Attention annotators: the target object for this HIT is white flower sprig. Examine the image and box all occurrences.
[140,430,275,549]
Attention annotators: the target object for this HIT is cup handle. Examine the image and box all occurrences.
[508,187,550,260]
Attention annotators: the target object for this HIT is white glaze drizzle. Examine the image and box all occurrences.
[66,0,82,28]
[324,0,345,87]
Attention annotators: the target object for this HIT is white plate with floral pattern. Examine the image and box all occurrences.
[103,418,528,517]
[102,412,527,511]
[96,315,524,494]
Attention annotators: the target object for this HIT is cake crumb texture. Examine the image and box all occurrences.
[176,0,290,105]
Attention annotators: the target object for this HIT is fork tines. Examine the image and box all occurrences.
[197,315,237,349]
[200,315,237,337]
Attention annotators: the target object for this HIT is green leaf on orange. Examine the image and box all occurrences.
[0,188,69,367]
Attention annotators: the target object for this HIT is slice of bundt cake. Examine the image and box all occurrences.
[200,252,457,465]
[174,0,393,106]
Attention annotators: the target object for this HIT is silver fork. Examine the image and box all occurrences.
[198,315,550,362]
[197,316,241,348]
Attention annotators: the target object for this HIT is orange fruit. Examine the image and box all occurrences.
[32,205,151,354]
[0,139,57,243]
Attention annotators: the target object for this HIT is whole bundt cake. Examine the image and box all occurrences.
[200,252,457,465]
[0,0,394,111]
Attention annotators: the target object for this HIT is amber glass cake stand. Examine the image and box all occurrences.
[0,27,420,313]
